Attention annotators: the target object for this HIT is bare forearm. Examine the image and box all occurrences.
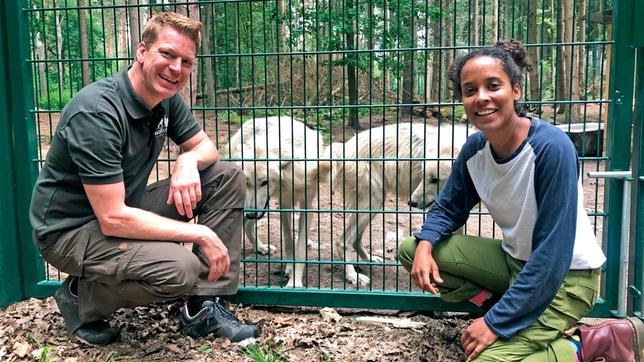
[179,134,219,171]
[99,205,211,246]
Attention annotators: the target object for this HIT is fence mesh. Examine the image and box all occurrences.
[27,0,612,309]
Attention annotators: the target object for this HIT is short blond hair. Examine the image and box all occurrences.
[141,12,201,50]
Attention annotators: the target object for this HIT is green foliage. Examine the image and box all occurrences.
[37,91,72,110]
[198,345,214,354]
[29,0,610,118]
[309,122,332,142]
[26,330,52,362]
[243,343,287,362]
[538,59,554,99]
[216,111,245,126]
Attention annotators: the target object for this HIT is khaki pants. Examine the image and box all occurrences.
[41,161,245,324]
[397,235,600,361]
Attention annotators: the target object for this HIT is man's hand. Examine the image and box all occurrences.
[167,152,202,218]
[197,226,230,281]
[411,240,443,295]
[461,317,498,360]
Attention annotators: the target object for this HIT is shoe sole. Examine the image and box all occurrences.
[628,317,644,362]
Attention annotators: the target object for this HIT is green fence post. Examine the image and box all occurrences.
[633,47,644,318]
[602,0,636,316]
[0,0,45,307]
[632,2,644,317]
[0,1,24,307]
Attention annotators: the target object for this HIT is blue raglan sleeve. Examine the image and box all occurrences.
[484,127,579,338]
[414,137,482,246]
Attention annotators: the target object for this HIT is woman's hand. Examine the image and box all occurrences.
[411,240,443,295]
[461,317,498,360]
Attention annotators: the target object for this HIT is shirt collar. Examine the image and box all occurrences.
[117,68,167,120]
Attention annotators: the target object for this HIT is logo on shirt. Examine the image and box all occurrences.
[154,116,168,136]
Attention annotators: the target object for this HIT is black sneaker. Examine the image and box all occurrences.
[54,276,118,345]
[74,320,119,346]
[180,298,259,343]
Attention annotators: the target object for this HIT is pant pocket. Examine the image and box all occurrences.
[41,228,91,277]
[564,282,598,316]
[537,273,598,333]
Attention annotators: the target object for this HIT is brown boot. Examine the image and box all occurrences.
[575,317,644,361]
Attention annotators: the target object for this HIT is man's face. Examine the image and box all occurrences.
[135,24,196,106]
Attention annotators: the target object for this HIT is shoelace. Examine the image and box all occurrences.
[209,299,241,326]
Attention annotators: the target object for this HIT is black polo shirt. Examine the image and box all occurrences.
[29,69,201,249]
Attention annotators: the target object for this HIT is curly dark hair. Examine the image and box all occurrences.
[449,40,531,115]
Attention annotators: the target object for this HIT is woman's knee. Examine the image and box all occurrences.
[396,236,418,272]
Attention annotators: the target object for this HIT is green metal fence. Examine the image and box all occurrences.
[1,0,641,317]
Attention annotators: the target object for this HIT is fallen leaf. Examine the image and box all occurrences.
[274,316,295,326]
[12,341,31,358]
[355,316,425,329]
[320,307,342,322]
[166,344,181,353]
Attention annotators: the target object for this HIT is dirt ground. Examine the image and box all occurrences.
[1,296,472,361]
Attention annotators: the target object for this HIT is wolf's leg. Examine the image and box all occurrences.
[335,210,371,287]
[353,180,385,263]
[287,188,319,288]
[281,207,298,285]
[244,219,275,255]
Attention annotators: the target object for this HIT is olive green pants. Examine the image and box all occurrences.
[397,234,601,361]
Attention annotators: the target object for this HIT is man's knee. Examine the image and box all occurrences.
[201,161,246,205]
[145,245,201,297]
[154,250,201,298]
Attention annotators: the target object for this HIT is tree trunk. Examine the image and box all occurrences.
[54,0,65,90]
[527,0,540,110]
[562,0,578,121]
[401,9,417,115]
[472,0,479,46]
[233,4,241,113]
[555,0,567,115]
[383,6,392,94]
[501,0,510,41]
[577,0,587,102]
[430,2,440,102]
[278,0,286,53]
[34,26,48,98]
[445,13,453,101]
[78,0,90,86]
[174,2,200,107]
[492,0,499,43]
[202,4,216,106]
[128,0,142,58]
[119,7,128,62]
[424,4,431,103]
[346,0,359,129]
[105,8,114,60]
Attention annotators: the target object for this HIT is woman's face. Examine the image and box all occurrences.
[459,56,521,134]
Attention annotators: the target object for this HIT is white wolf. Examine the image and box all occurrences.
[223,116,329,287]
[328,123,472,286]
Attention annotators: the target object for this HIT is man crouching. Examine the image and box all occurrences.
[29,12,258,345]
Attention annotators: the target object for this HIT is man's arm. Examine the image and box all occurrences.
[178,129,219,170]
[167,130,220,218]
[83,181,229,281]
